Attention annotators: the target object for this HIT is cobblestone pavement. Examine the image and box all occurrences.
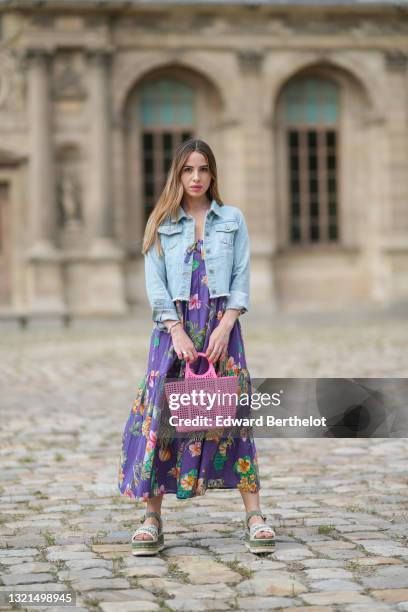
[1,307,408,611]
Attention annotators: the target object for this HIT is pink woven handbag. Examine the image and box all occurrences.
[164,352,239,432]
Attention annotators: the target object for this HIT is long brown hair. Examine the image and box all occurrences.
[142,138,224,256]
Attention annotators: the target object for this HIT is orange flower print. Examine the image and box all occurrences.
[180,472,196,491]
[216,310,224,321]
[168,465,181,480]
[132,398,140,413]
[201,275,208,286]
[226,356,239,376]
[226,357,235,370]
[188,293,201,310]
[237,457,251,474]
[237,477,249,491]
[149,430,157,446]
[188,441,202,457]
[142,415,151,439]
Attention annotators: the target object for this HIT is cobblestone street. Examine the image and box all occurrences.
[1,307,408,611]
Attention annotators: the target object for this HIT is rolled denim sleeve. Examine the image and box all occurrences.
[225,210,250,315]
[144,241,180,331]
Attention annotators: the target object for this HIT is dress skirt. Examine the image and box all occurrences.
[118,239,260,500]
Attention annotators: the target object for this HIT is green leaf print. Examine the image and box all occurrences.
[192,259,200,272]
[177,468,198,496]
[186,321,206,350]
[141,455,153,480]
[129,420,142,437]
[213,450,228,472]
[153,335,160,348]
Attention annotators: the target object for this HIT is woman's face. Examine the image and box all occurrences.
[180,151,212,200]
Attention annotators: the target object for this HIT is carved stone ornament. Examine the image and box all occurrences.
[385,50,408,72]
[53,53,86,100]
[237,49,264,75]
[57,174,83,228]
[0,50,25,111]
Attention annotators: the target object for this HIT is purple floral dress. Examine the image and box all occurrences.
[118,239,260,500]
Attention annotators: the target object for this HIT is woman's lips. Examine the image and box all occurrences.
[191,186,202,189]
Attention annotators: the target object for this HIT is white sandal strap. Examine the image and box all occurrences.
[249,523,275,538]
[132,525,158,541]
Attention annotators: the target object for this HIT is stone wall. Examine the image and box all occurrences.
[0,3,407,319]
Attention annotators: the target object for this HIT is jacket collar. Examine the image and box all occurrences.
[172,198,222,222]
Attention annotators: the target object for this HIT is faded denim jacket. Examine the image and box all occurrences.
[144,199,250,332]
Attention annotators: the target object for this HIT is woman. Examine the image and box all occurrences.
[118,138,275,555]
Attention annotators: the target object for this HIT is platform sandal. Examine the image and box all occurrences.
[244,509,276,554]
[131,511,164,556]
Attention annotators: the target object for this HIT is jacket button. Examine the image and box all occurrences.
[207,248,211,254]
[209,268,213,273]
[225,225,230,230]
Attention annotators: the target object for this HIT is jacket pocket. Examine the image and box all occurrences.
[214,221,239,247]
[158,224,183,251]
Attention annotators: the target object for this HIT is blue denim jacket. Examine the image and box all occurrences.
[144,199,250,332]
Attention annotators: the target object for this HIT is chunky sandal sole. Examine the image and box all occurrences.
[244,509,276,554]
[131,511,164,556]
[244,533,275,554]
[132,534,165,556]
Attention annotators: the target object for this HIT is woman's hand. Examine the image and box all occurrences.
[171,326,199,363]
[205,322,232,363]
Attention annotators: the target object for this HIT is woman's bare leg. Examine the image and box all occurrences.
[240,490,271,538]
[134,494,164,541]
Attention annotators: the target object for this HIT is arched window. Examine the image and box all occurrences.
[282,76,339,244]
[139,78,195,224]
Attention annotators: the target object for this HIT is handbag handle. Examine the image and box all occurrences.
[185,352,217,379]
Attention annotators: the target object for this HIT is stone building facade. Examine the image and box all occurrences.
[0,0,407,321]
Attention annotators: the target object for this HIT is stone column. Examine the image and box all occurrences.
[26,48,65,317]
[237,49,277,310]
[87,49,117,253]
[83,48,126,314]
[27,49,57,253]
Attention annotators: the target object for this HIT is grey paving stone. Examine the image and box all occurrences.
[236,571,308,597]
[360,566,408,590]
[83,588,156,602]
[99,603,160,611]
[5,562,53,574]
[165,599,229,611]
[310,579,364,591]
[64,558,113,570]
[71,578,130,591]
[236,596,299,609]
[0,548,39,558]
[1,318,408,610]
[1,573,55,586]
[58,567,113,581]
[305,568,353,580]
